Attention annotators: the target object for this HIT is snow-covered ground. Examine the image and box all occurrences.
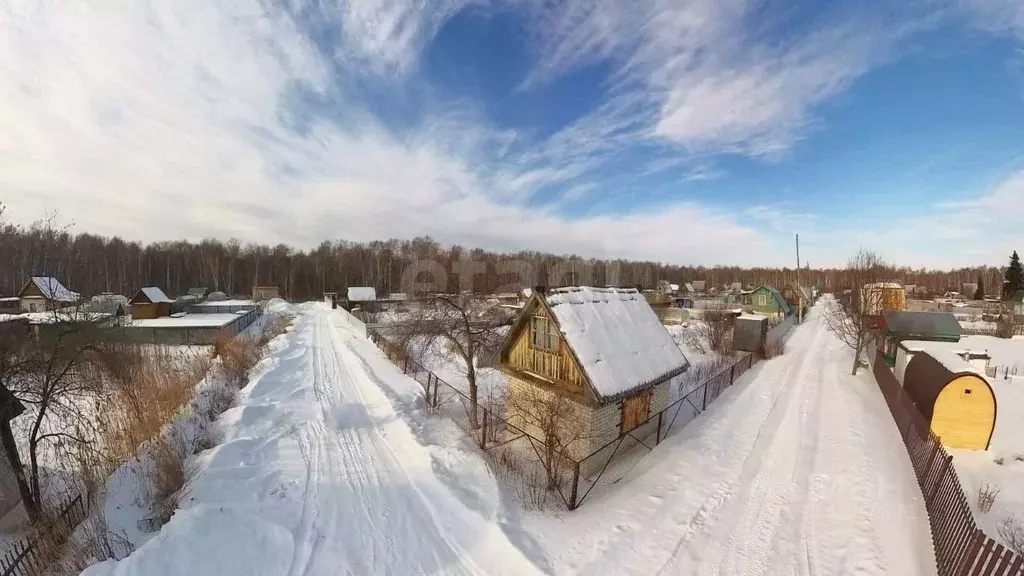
[86,301,937,575]
[524,304,936,575]
[84,303,544,575]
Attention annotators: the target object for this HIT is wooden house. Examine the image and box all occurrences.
[129,287,173,320]
[781,282,812,321]
[252,286,280,302]
[742,285,791,320]
[0,298,18,315]
[16,277,79,313]
[497,286,690,475]
[904,349,996,450]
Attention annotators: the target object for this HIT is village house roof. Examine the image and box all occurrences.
[130,287,173,304]
[18,277,79,302]
[347,287,377,302]
[882,310,961,341]
[543,286,690,401]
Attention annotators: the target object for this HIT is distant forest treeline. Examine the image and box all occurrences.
[0,210,1010,301]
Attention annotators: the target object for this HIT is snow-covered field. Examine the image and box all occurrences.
[86,302,937,575]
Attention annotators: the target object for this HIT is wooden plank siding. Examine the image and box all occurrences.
[506,309,587,392]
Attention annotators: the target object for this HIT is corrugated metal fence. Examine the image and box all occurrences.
[873,352,1024,576]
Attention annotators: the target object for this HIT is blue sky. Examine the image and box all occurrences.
[1,0,1023,268]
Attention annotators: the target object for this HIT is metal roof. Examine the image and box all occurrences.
[882,310,961,340]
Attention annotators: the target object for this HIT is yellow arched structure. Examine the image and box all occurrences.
[930,374,996,450]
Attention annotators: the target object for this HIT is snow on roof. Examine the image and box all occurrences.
[925,347,987,378]
[520,287,533,298]
[683,282,695,293]
[129,313,240,328]
[0,297,18,303]
[669,283,680,291]
[192,299,255,307]
[347,287,377,302]
[545,286,689,400]
[900,340,990,359]
[739,313,768,321]
[27,277,79,302]
[136,287,173,304]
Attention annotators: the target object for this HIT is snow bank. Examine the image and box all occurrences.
[546,287,688,399]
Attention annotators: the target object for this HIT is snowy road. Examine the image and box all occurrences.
[289,310,543,575]
[535,304,937,575]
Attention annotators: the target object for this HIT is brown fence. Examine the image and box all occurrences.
[368,328,758,509]
[873,352,1024,576]
[0,494,86,576]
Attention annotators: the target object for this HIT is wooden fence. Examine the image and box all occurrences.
[873,352,1024,576]
[0,494,86,576]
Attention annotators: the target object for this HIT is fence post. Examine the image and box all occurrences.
[730,364,735,385]
[480,409,488,448]
[655,411,664,445]
[403,357,409,374]
[702,382,708,411]
[569,461,581,510]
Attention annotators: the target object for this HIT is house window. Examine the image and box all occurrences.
[757,295,767,306]
[531,315,558,351]
[29,302,37,312]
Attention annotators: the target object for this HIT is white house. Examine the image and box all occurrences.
[16,276,79,312]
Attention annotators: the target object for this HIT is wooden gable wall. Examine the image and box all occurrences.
[505,304,588,392]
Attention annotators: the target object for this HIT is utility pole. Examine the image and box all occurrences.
[796,234,803,323]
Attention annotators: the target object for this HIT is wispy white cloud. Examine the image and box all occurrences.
[0,0,781,266]
[520,0,930,158]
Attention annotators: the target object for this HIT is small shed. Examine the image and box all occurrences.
[734,314,769,354]
[129,287,173,319]
[904,349,996,451]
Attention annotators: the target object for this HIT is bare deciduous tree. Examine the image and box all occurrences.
[406,295,511,428]
[7,309,106,520]
[506,384,590,490]
[823,249,890,375]
[686,304,734,355]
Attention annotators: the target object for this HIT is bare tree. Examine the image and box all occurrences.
[823,249,889,375]
[7,309,106,520]
[405,294,511,427]
[686,304,734,355]
[506,384,590,490]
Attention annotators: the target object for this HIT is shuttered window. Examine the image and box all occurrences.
[530,315,559,351]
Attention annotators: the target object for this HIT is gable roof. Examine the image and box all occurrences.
[754,284,792,315]
[347,287,377,302]
[19,277,79,302]
[882,310,961,341]
[540,286,690,401]
[130,287,173,304]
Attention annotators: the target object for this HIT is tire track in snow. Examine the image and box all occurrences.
[651,323,825,576]
[283,309,539,576]
[709,331,827,576]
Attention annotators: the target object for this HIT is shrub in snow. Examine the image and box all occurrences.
[998,515,1024,555]
[995,456,1005,466]
[977,482,1000,514]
